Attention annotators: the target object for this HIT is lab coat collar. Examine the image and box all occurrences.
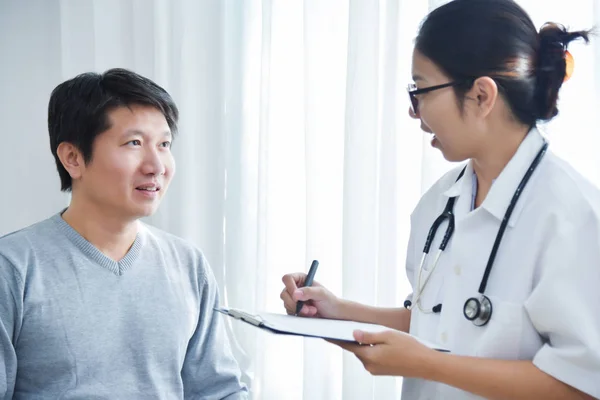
[442,127,546,227]
[442,162,472,199]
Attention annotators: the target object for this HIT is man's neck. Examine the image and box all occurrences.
[61,200,139,262]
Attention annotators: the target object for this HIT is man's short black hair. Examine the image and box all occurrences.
[48,68,179,191]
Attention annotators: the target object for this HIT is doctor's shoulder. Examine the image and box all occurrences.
[532,151,600,222]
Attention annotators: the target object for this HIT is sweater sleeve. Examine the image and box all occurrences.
[181,254,248,399]
[0,255,22,400]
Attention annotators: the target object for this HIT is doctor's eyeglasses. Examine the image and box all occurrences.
[407,81,468,115]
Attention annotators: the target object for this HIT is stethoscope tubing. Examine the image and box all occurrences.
[415,141,549,321]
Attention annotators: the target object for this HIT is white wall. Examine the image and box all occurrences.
[0,0,68,236]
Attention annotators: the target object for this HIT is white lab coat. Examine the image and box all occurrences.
[402,128,600,399]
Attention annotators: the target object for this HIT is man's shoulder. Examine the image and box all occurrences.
[0,215,58,256]
[0,215,59,280]
[140,223,208,265]
[142,223,196,250]
[140,224,216,286]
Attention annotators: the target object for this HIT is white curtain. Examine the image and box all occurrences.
[1,0,599,399]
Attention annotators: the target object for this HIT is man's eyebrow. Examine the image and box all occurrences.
[122,129,172,139]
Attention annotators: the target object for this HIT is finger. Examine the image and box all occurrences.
[325,339,360,352]
[286,305,317,318]
[295,303,320,317]
[280,290,297,315]
[280,288,296,309]
[353,330,388,345]
[282,294,318,317]
[282,273,305,295]
[293,286,328,302]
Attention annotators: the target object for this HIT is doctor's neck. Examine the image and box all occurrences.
[470,123,530,202]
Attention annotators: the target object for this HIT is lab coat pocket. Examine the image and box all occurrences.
[474,297,524,360]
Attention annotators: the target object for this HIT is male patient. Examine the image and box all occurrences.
[0,69,247,399]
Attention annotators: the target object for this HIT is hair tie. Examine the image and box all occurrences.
[564,50,574,82]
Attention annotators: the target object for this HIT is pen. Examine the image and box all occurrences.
[295,260,319,316]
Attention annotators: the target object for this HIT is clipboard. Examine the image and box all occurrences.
[215,307,449,352]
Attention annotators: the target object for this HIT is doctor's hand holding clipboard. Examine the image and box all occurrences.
[280,1,600,399]
[281,267,431,376]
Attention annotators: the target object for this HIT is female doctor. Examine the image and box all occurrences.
[280,0,600,399]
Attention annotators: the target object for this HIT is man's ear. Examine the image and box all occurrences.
[467,77,498,118]
[56,142,85,181]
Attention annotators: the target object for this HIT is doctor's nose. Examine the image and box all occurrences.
[409,106,419,119]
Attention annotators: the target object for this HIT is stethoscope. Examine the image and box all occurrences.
[404,141,548,326]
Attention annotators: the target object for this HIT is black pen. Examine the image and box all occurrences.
[295,260,319,316]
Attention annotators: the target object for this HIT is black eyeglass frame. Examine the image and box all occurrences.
[407,80,473,114]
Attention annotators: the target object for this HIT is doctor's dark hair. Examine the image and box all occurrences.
[415,0,591,126]
[48,68,179,192]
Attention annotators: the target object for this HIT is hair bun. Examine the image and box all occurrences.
[534,23,590,120]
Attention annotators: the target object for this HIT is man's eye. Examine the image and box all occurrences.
[161,141,172,149]
[126,140,142,146]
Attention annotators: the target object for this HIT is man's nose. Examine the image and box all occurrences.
[142,149,166,176]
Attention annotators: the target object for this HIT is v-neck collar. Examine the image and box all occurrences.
[51,211,144,276]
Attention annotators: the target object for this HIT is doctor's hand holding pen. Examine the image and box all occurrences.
[280,266,433,378]
[280,272,341,319]
[280,267,411,333]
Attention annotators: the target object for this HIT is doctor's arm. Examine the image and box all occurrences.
[341,215,600,400]
[281,273,411,332]
[341,318,595,400]
[424,351,595,400]
[0,256,22,400]
[338,300,412,333]
[426,220,599,400]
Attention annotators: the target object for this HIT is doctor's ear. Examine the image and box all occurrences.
[466,77,498,118]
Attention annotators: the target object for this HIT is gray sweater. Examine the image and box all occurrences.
[0,213,248,399]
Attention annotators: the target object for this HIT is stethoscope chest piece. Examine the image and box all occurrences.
[407,141,547,326]
[463,295,493,326]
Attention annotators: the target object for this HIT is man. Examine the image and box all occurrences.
[0,68,248,399]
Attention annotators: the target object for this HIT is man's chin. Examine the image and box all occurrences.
[129,203,161,220]
[139,207,159,218]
